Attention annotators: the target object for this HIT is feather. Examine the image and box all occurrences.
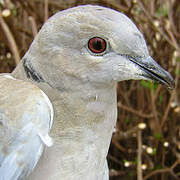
[0,75,54,180]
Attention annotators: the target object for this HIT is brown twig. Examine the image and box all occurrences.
[160,61,179,128]
[137,130,143,180]
[118,102,153,119]
[138,0,180,51]
[166,0,179,37]
[28,16,38,37]
[108,154,122,166]
[111,138,126,152]
[44,0,48,22]
[0,9,20,64]
[144,160,180,180]
[22,10,28,51]
[109,169,126,177]
[150,87,161,134]
[114,125,139,140]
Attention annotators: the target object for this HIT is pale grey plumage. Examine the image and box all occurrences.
[0,5,174,180]
[0,75,53,180]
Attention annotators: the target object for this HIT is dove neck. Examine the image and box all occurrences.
[13,57,118,180]
[13,58,117,132]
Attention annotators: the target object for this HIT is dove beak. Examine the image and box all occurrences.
[127,55,175,89]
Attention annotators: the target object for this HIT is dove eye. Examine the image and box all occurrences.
[88,37,107,54]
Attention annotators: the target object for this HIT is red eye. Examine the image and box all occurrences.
[88,37,106,54]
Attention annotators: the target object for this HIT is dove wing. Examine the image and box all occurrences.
[0,74,53,180]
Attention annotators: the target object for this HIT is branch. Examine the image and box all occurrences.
[0,9,20,65]
[144,160,180,180]
[28,16,38,37]
[118,102,153,119]
[44,0,49,22]
[160,61,179,128]
[137,130,143,180]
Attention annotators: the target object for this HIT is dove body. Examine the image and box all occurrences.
[0,5,174,180]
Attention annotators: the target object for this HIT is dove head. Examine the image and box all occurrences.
[23,5,174,90]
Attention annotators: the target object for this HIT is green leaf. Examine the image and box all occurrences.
[123,159,127,163]
[159,111,162,117]
[163,6,168,17]
[155,164,162,170]
[133,157,138,165]
[140,80,157,91]
[140,80,152,90]
[176,57,180,62]
[156,5,168,17]
[12,9,17,16]
[158,92,163,105]
[157,7,162,16]
[128,172,134,177]
[154,133,162,141]
[153,83,158,91]
[125,117,129,124]
[152,148,157,155]
[174,69,180,76]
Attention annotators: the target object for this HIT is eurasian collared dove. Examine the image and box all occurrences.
[0,5,174,180]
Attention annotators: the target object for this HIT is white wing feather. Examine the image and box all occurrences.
[0,123,44,180]
[0,75,54,180]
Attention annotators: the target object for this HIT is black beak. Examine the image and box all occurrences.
[127,56,175,89]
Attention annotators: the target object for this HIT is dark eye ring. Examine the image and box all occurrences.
[88,37,107,54]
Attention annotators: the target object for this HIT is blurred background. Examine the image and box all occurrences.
[0,0,179,179]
